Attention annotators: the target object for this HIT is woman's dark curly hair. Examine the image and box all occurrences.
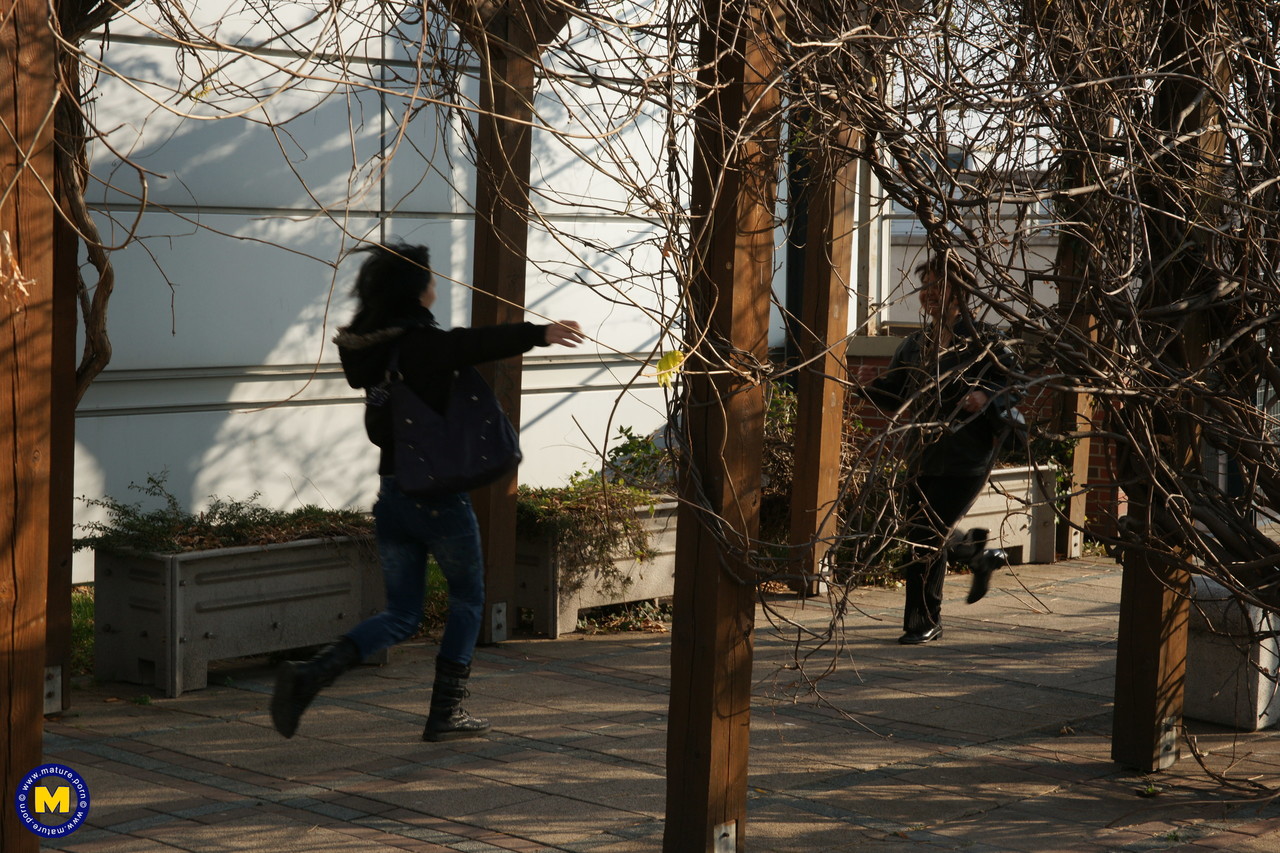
[914,249,978,293]
[914,250,979,318]
[345,241,432,333]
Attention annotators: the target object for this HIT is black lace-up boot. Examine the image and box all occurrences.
[422,656,491,742]
[967,548,1009,604]
[271,636,361,738]
[949,527,989,564]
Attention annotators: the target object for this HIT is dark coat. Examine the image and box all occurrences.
[334,305,547,475]
[863,317,1023,476]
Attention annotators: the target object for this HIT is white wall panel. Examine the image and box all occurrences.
[541,6,679,82]
[87,210,384,370]
[529,87,673,218]
[72,352,670,583]
[515,368,672,487]
[90,46,459,214]
[103,2,392,61]
[520,220,674,354]
[381,73,477,215]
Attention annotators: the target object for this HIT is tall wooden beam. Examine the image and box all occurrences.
[466,15,538,644]
[46,203,77,713]
[1054,229,1092,561]
[451,3,566,642]
[1,0,58,846]
[1046,40,1104,562]
[1112,540,1190,770]
[1112,0,1223,772]
[664,2,778,849]
[789,142,854,591]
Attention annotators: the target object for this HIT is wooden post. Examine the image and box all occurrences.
[1112,535,1190,770]
[450,3,566,643]
[46,206,79,713]
[664,3,778,850]
[1045,50,1107,561]
[1111,0,1223,772]
[789,142,854,592]
[467,16,537,644]
[1,0,58,846]
[1053,217,1093,561]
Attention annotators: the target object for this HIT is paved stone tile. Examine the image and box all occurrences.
[569,839,655,853]
[890,758,1066,803]
[461,792,651,847]
[61,762,224,813]
[746,799,913,852]
[802,779,1007,829]
[1190,827,1280,851]
[470,756,666,818]
[93,806,166,829]
[36,558,1280,852]
[46,831,180,853]
[167,815,396,852]
[366,770,549,817]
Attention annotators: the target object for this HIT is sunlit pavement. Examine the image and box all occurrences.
[41,556,1280,852]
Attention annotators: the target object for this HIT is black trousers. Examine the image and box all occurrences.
[900,473,989,633]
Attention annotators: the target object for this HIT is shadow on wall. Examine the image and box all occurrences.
[71,23,687,586]
[70,216,407,582]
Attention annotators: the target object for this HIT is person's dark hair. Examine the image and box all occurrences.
[915,250,977,305]
[346,241,432,333]
[911,249,977,292]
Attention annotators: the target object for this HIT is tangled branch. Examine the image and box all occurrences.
[55,0,1280,788]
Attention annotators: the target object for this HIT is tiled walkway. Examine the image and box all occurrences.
[40,557,1280,852]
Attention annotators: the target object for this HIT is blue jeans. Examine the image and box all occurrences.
[346,477,486,666]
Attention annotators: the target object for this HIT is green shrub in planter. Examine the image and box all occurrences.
[77,473,381,697]
[75,472,372,554]
[516,473,657,600]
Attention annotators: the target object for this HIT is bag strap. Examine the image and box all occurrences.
[383,321,440,383]
[364,341,403,409]
[385,343,403,382]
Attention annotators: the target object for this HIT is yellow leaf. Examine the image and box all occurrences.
[654,350,685,388]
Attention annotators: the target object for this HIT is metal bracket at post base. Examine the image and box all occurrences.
[1155,715,1181,770]
[43,665,62,715]
[714,821,737,853]
[489,601,508,643]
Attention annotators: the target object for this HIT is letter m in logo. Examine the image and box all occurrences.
[35,785,70,814]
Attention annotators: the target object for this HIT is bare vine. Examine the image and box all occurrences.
[53,0,1280,790]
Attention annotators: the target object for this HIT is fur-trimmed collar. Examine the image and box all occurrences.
[332,325,409,351]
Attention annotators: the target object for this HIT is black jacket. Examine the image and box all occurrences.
[334,305,548,475]
[863,318,1023,476]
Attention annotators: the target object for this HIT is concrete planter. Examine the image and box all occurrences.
[514,501,678,636]
[1185,575,1280,731]
[961,465,1058,563]
[94,536,386,697]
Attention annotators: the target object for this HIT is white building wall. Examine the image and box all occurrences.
[72,10,795,581]
[73,7,1053,582]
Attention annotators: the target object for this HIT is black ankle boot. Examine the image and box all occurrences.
[967,548,1008,604]
[423,656,491,742]
[949,527,990,564]
[271,636,361,738]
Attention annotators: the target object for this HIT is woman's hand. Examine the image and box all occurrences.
[855,363,879,385]
[545,320,585,347]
